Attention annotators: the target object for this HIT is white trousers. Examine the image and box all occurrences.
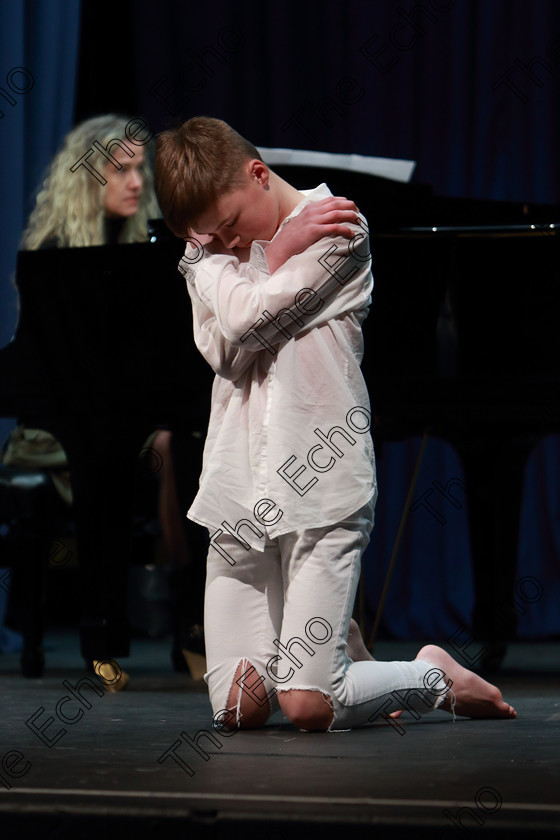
[204,496,450,730]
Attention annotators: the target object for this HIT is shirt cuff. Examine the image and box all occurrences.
[250,240,271,275]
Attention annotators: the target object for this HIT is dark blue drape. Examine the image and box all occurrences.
[124,0,560,205]
[0,0,81,444]
[365,434,560,641]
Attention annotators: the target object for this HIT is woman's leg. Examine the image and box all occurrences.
[151,430,190,566]
[149,430,207,674]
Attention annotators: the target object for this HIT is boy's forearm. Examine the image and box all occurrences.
[188,280,259,380]
[264,237,294,275]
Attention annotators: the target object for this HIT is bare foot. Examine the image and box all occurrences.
[416,644,516,719]
[347,618,375,661]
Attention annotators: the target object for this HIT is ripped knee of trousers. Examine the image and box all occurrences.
[277,687,335,731]
[218,658,274,730]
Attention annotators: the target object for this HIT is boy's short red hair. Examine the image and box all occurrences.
[154,116,262,237]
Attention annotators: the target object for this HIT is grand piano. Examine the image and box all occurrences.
[1,172,558,672]
[0,232,213,669]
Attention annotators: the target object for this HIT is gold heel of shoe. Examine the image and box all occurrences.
[182,650,207,681]
[93,659,130,692]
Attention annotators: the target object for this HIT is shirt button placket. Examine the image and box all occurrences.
[260,360,275,497]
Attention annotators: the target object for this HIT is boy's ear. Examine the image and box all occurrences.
[248,159,270,188]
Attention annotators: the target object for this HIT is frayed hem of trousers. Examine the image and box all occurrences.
[435,685,457,721]
[213,657,251,731]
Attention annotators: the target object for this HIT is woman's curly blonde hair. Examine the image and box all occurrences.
[21,114,160,250]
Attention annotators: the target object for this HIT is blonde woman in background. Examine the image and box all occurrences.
[1,114,206,685]
[3,114,158,506]
[21,113,158,250]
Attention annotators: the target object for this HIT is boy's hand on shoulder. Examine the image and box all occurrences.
[266,196,360,274]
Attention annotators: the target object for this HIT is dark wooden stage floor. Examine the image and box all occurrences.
[1,630,559,839]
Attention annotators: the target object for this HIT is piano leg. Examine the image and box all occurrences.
[455,433,537,671]
[17,534,46,677]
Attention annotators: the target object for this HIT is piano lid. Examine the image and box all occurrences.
[266,160,560,233]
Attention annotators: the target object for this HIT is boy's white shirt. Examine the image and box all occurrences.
[183,183,377,551]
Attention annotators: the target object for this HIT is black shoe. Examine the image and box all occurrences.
[174,623,206,679]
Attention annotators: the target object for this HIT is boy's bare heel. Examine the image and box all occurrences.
[182,649,207,681]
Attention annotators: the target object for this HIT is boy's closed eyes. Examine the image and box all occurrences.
[189,158,360,272]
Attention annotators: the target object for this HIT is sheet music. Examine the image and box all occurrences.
[257,147,416,183]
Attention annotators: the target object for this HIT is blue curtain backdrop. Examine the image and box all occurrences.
[1,0,558,641]
[0,0,82,444]
[117,0,560,205]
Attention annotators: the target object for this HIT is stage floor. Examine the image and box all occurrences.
[1,630,559,839]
